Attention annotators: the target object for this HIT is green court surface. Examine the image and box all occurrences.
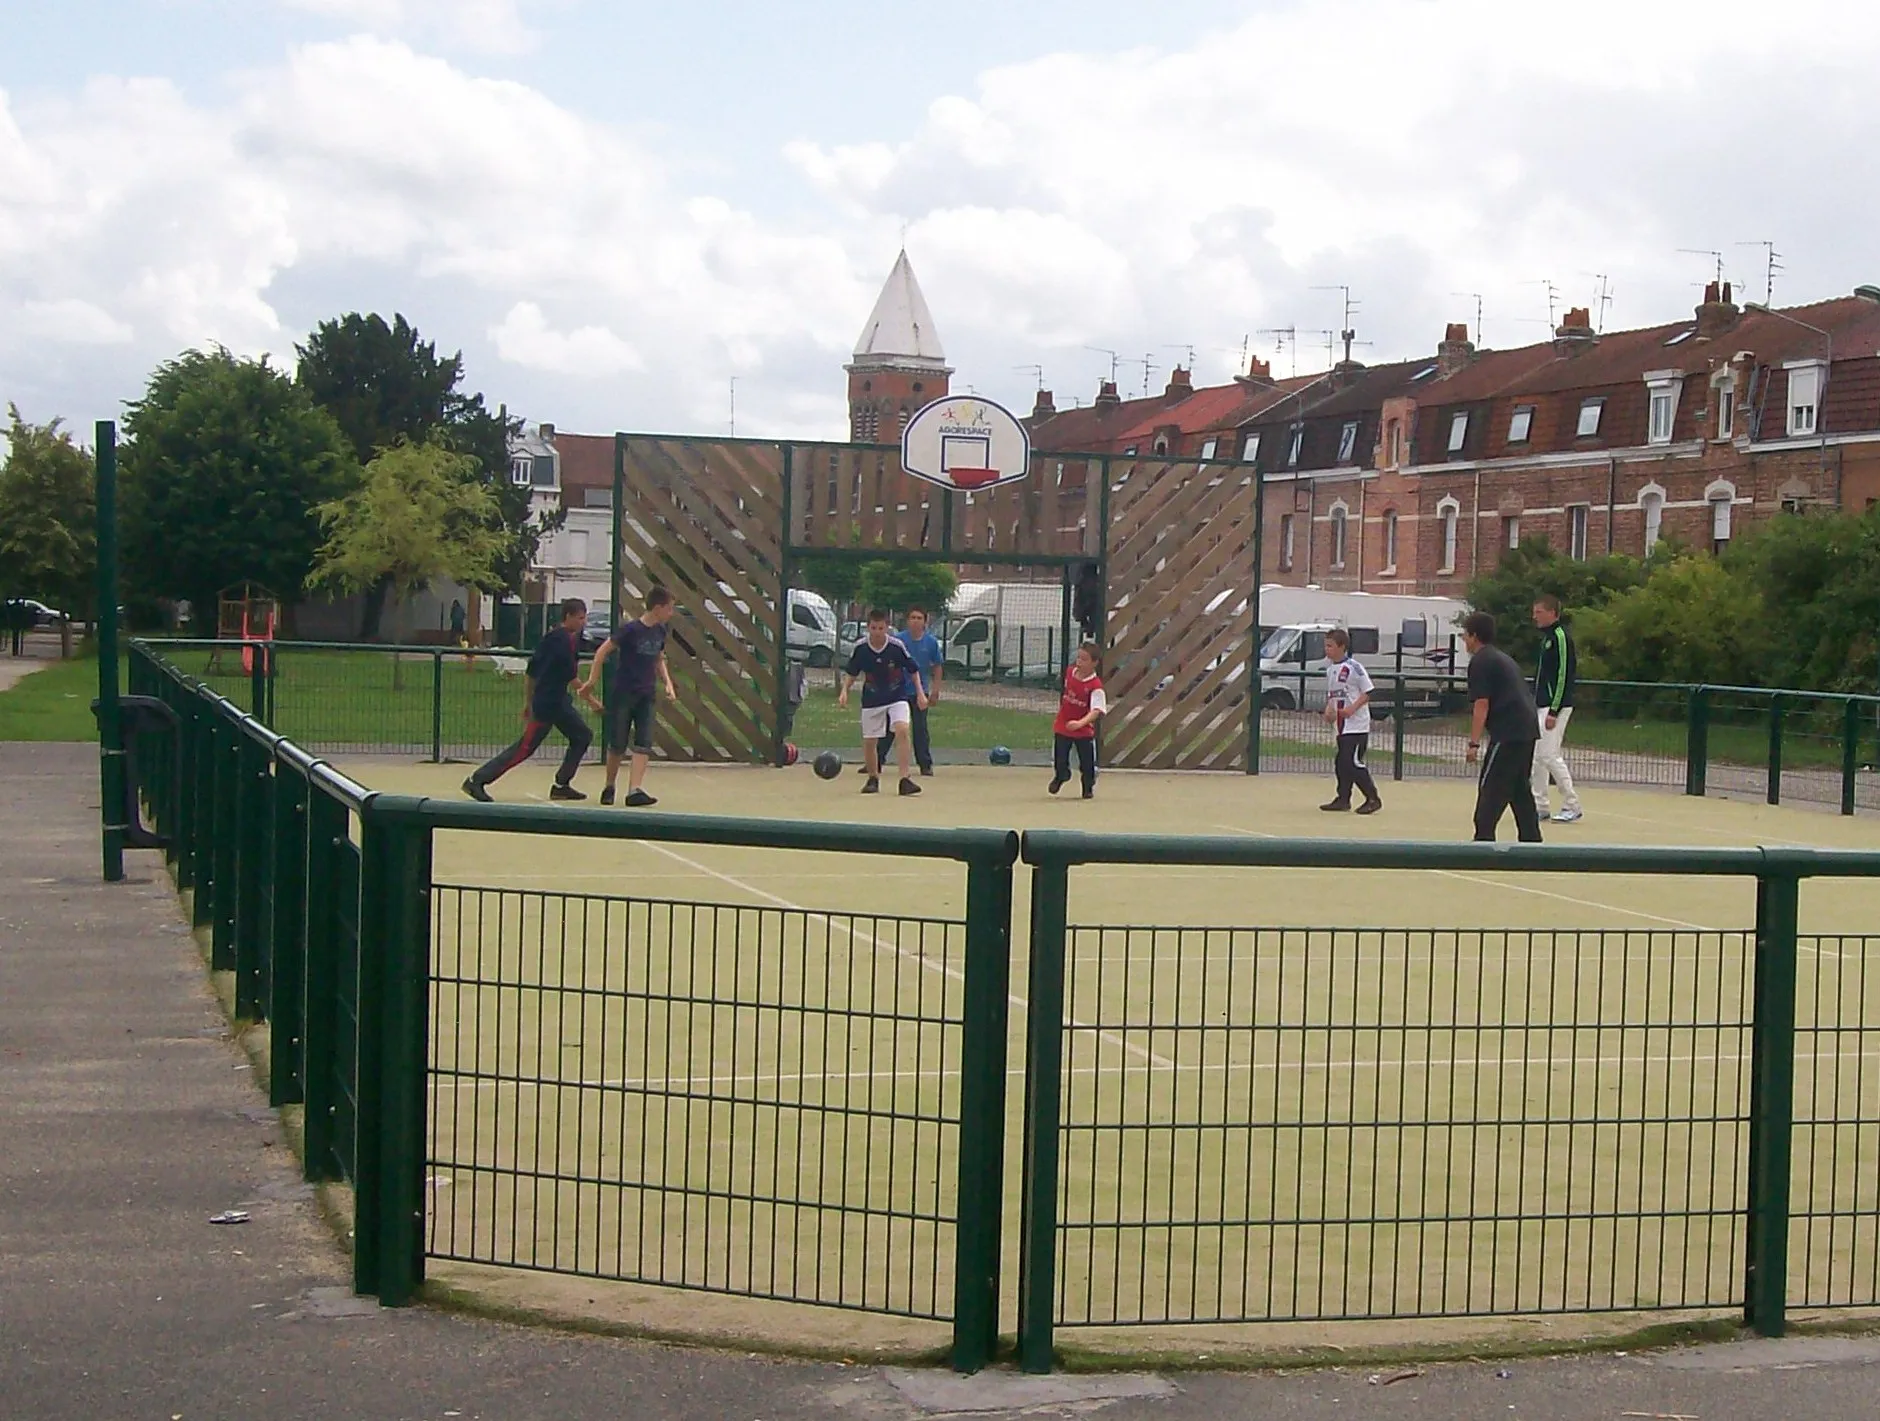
[346,759,1880,1349]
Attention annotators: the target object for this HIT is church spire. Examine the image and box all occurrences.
[851,250,949,371]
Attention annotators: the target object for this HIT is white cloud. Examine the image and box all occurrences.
[490,302,643,375]
[281,0,544,54]
[15,299,134,346]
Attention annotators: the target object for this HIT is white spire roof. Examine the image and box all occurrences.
[851,251,949,369]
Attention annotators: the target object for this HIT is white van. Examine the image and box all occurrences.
[1254,589,1469,713]
[944,582,1070,680]
[701,585,839,665]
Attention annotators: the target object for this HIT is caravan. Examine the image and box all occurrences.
[1254,587,1469,713]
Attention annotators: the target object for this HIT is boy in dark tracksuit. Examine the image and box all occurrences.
[463,599,594,802]
[1530,594,1582,823]
[1461,611,1543,843]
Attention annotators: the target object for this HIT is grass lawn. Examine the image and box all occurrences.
[0,654,111,740]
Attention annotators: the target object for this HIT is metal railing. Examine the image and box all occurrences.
[1016,830,1880,1370]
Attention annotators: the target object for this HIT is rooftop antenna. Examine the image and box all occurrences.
[1527,278,1562,329]
[1120,354,1158,399]
[1083,345,1120,385]
[1312,284,1361,363]
[1736,240,1783,305]
[1587,273,1614,333]
[1678,247,1726,286]
[1012,363,1045,391]
[1450,292,1484,345]
[1257,326,1296,377]
[728,377,737,437]
[1162,342,1197,371]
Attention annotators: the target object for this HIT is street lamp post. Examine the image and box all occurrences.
[1745,302,1833,501]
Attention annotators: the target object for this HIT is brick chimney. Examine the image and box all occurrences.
[540,422,555,440]
[1694,280,1740,340]
[1553,307,1597,356]
[1237,354,1274,388]
[1437,322,1475,376]
[1094,380,1121,410]
[1164,366,1194,401]
[1031,388,1056,419]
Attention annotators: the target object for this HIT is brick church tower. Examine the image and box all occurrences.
[846,251,952,443]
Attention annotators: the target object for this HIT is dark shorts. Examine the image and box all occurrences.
[607,692,657,754]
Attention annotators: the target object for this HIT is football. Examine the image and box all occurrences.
[988,745,1012,766]
[781,742,800,766]
[813,750,842,780]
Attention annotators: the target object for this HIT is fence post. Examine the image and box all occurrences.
[1017,849,1070,1374]
[1842,698,1860,817]
[250,645,267,720]
[372,810,434,1307]
[1686,686,1711,798]
[269,756,309,1107]
[1767,693,1785,807]
[301,787,348,1185]
[951,844,1016,1374]
[352,796,390,1297]
[1392,673,1407,781]
[233,734,269,1020]
[212,722,239,971]
[1744,867,1801,1336]
[173,692,197,889]
[190,702,217,920]
[430,651,444,764]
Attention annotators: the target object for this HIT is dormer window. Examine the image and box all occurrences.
[1576,397,1605,437]
[1447,411,1468,454]
[1241,432,1260,461]
[1645,373,1681,445]
[1198,438,1217,462]
[1286,426,1303,467]
[1508,405,1534,443]
[510,456,534,486]
[1336,421,1358,463]
[1786,362,1824,437]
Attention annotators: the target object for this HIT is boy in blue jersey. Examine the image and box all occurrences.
[839,608,927,796]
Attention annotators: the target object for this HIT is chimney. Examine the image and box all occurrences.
[1553,307,1597,356]
[1094,380,1121,409]
[539,422,556,440]
[1031,388,1056,419]
[1437,321,1475,376]
[1237,354,1274,387]
[1694,280,1741,340]
[1164,366,1194,400]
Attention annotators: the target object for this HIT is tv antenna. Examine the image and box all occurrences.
[1312,284,1361,362]
[1162,342,1197,371]
[1083,345,1120,385]
[1257,326,1297,377]
[1678,247,1726,286]
[728,376,737,437]
[1120,353,1159,399]
[1583,272,1614,332]
[1450,292,1484,346]
[1736,240,1783,305]
[1527,278,1562,329]
[1012,363,1045,391]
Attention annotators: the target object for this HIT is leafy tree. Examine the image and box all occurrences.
[308,440,507,646]
[858,559,958,617]
[121,350,359,634]
[0,407,96,639]
[1465,537,1650,669]
[794,552,865,612]
[297,312,556,632]
[1725,508,1880,694]
[1576,550,1772,688]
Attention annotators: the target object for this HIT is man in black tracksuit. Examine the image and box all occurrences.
[1530,594,1582,823]
[1461,610,1543,843]
[462,599,594,802]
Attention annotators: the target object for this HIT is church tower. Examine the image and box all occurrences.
[846,251,952,443]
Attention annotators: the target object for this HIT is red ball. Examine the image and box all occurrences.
[782,742,800,766]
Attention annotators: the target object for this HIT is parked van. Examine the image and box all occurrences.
[701,585,839,665]
[944,582,1071,681]
[1254,588,1468,713]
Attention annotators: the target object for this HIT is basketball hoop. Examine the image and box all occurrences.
[901,396,1031,493]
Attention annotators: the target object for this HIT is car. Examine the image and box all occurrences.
[2,597,64,628]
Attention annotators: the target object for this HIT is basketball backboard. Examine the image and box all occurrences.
[901,396,1030,492]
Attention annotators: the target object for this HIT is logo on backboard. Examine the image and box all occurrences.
[900,396,1031,492]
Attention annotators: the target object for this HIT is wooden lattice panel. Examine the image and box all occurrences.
[1101,458,1257,770]
[618,437,784,762]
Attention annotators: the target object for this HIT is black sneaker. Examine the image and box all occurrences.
[461,778,492,803]
[1081,784,1095,799]
[1048,776,1067,795]
[862,776,880,794]
[625,789,656,807]
[919,765,934,777]
[1320,799,1351,812]
[598,785,616,805]
[898,777,921,796]
[549,783,586,801]
[1356,799,1383,816]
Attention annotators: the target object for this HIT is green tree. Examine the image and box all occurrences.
[1577,550,1772,688]
[794,552,865,612]
[297,312,555,631]
[0,407,96,641]
[1465,537,1650,669]
[1725,508,1880,694]
[308,440,507,647]
[121,349,359,634]
[858,559,958,616]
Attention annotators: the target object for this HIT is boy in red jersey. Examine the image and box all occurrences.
[1049,641,1107,799]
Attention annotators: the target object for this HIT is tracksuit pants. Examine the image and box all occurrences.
[1332,732,1380,806]
[877,702,933,773]
[1531,706,1581,815]
[470,700,592,789]
[1475,738,1544,843]
[1052,733,1097,790]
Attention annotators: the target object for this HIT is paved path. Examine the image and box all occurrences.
[0,632,62,692]
[5,741,1880,1420]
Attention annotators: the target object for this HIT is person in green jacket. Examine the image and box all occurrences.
[1530,594,1583,823]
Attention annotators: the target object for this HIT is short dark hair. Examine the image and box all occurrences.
[867,607,889,624]
[1462,611,1496,644]
[559,597,587,620]
[905,604,927,619]
[1325,627,1350,651]
[1534,592,1562,614]
[645,585,673,611]
[1077,640,1102,670]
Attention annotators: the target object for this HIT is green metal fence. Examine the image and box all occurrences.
[1016,831,1880,1370]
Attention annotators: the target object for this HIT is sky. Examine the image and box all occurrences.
[3,0,1879,444]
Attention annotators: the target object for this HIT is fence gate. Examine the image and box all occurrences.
[1102,455,1259,769]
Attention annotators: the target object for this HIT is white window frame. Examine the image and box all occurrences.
[1706,478,1737,547]
[1241,432,1260,461]
[1382,509,1398,574]
[1286,426,1303,467]
[1645,372,1681,446]
[1337,421,1358,463]
[1638,482,1667,554]
[1505,515,1520,550]
[1437,495,1460,573]
[1280,512,1296,570]
[1786,360,1825,438]
[1508,405,1534,443]
[1330,501,1349,569]
[1153,435,1171,456]
[1386,420,1402,467]
[510,456,533,487]
[1568,504,1590,561]
[1198,437,1217,462]
[1447,411,1468,454]
[1576,397,1604,437]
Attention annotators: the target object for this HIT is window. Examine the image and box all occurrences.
[566,530,590,567]
[1199,438,1217,462]
[1788,363,1822,437]
[1331,505,1348,568]
[1241,432,1260,461]
[509,456,533,486]
[1646,374,1681,445]
[1505,516,1520,550]
[583,487,612,509]
[1337,421,1358,463]
[1386,420,1402,467]
[1641,489,1665,553]
[1153,436,1170,455]
[1383,510,1399,571]
[1508,405,1534,443]
[1286,426,1303,467]
[1438,498,1459,572]
[532,457,556,489]
[1717,388,1735,440]
[1568,505,1590,561]
[1280,513,1296,570]
[1711,496,1733,550]
[1576,397,1604,437]
[1447,411,1468,454]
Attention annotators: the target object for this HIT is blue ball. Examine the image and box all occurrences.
[989,745,1012,766]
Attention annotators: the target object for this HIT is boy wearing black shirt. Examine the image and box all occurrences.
[1461,611,1543,843]
[582,585,678,807]
[838,608,927,796]
[463,598,594,802]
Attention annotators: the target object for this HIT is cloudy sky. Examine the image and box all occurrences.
[4,0,1878,444]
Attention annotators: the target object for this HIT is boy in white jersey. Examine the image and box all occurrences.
[1321,627,1382,815]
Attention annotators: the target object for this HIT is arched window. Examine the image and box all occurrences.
[1437,496,1461,573]
[1386,420,1402,467]
[1706,479,1737,552]
[1638,483,1666,554]
[1330,502,1350,569]
[1383,509,1399,572]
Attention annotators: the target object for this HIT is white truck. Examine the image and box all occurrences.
[943,581,1071,680]
[1254,586,1469,713]
[702,585,839,665]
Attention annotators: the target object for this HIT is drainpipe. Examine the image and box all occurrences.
[1357,478,1366,590]
[1305,478,1316,584]
[1606,456,1618,555]
[1470,467,1482,579]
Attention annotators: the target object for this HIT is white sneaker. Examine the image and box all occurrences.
[1551,807,1583,823]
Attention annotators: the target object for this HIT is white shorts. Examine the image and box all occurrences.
[860,701,911,740]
